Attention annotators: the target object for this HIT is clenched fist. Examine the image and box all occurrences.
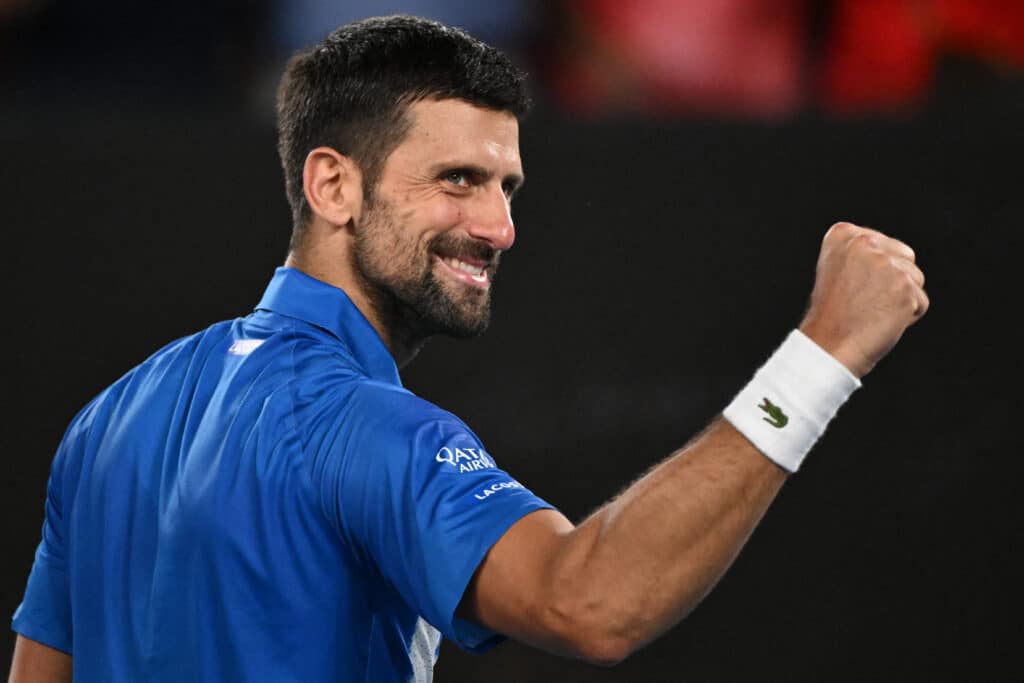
[799,222,929,379]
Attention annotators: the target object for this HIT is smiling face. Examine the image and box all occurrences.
[349,98,524,340]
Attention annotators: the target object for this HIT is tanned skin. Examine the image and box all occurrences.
[292,99,928,665]
[9,98,927,676]
[9,637,70,683]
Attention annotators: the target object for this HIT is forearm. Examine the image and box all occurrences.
[463,223,927,665]
[545,417,787,661]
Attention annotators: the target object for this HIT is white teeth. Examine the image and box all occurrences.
[444,257,485,277]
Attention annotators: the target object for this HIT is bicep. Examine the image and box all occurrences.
[8,635,72,683]
[457,508,581,655]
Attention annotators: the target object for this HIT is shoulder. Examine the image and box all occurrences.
[45,320,236,483]
[346,381,476,443]
[62,319,243,439]
[305,378,490,477]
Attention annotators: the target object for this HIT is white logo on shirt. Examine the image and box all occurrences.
[435,446,495,473]
[473,480,524,501]
[228,339,265,356]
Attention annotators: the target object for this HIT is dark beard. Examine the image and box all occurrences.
[402,263,492,339]
[350,200,498,344]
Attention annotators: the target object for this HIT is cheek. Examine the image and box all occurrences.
[422,195,462,229]
[375,193,463,264]
[402,198,463,260]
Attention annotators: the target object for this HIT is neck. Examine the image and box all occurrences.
[283,250,428,369]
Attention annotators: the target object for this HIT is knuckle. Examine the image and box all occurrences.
[854,233,880,250]
[846,235,870,256]
[886,236,916,261]
[828,221,857,238]
[865,247,888,266]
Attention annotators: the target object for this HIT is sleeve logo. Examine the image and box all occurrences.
[435,446,496,473]
[473,480,524,500]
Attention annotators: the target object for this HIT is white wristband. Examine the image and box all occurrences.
[722,330,861,472]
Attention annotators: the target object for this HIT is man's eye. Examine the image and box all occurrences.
[444,170,470,187]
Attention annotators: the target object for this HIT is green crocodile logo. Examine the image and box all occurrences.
[758,398,788,428]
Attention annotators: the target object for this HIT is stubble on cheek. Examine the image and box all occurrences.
[355,200,425,289]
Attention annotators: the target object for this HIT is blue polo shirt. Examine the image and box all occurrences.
[13,266,554,682]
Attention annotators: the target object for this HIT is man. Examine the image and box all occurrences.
[9,15,928,683]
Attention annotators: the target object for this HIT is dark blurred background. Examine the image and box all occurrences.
[3,1,1023,680]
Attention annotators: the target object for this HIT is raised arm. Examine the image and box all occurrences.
[458,222,929,665]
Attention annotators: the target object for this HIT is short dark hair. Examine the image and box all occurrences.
[276,15,531,248]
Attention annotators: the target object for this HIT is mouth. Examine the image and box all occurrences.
[436,254,490,288]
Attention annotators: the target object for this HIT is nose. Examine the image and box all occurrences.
[465,185,515,251]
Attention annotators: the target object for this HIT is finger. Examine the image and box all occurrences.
[826,221,870,245]
[891,256,925,288]
[827,223,917,267]
[913,287,930,318]
[878,235,916,262]
[855,226,917,262]
[830,222,889,251]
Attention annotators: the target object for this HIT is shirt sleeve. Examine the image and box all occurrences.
[11,434,74,654]
[312,382,556,652]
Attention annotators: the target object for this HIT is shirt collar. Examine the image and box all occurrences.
[255,267,401,386]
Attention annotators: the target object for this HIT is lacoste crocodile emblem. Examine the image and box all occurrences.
[758,398,788,428]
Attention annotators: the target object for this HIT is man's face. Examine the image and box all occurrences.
[350,98,524,339]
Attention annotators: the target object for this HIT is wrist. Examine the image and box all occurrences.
[797,321,870,379]
[723,330,861,472]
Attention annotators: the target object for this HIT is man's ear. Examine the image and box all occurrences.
[302,147,363,227]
